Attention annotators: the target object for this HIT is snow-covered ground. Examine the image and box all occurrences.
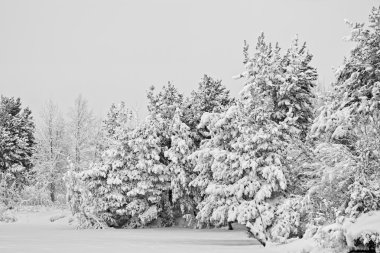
[0,208,281,253]
[7,208,379,253]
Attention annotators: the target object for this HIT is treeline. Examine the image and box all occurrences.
[1,5,380,249]
[68,35,318,242]
[0,96,100,207]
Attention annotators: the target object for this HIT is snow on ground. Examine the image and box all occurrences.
[0,207,285,253]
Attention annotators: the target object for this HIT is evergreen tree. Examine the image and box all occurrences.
[0,96,35,206]
[147,83,183,120]
[165,109,198,221]
[191,33,318,243]
[183,75,234,136]
[191,34,292,244]
[146,83,184,205]
[275,37,318,139]
[66,102,136,227]
[72,100,176,228]
[311,6,380,143]
[103,102,137,142]
[125,116,173,227]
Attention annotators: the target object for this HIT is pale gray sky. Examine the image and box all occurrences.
[0,0,379,118]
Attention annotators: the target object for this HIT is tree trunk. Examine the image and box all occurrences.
[49,182,56,202]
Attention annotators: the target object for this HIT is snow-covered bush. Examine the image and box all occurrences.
[0,171,21,207]
[344,211,380,252]
[0,204,17,223]
[313,223,347,252]
[305,211,380,252]
[305,117,380,225]
[269,197,302,243]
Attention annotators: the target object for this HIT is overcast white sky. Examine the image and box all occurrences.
[0,0,379,118]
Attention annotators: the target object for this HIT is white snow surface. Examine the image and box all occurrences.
[0,207,293,253]
[344,211,380,235]
[10,207,379,253]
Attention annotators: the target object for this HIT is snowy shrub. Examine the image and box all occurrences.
[139,206,158,225]
[0,195,17,223]
[303,224,319,239]
[0,209,17,223]
[304,143,356,224]
[313,223,347,252]
[0,171,20,207]
[20,183,55,206]
[343,211,380,252]
[306,110,380,225]
[269,197,302,243]
[304,139,380,226]
[303,211,380,252]
[345,181,380,218]
[307,13,380,240]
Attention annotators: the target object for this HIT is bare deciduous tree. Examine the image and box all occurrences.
[68,95,96,171]
[34,100,67,203]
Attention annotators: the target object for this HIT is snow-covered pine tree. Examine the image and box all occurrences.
[275,36,318,140]
[182,75,234,142]
[270,38,318,234]
[157,75,233,224]
[96,101,138,157]
[189,106,242,228]
[147,82,183,120]
[103,102,137,142]
[146,83,184,207]
[191,33,318,243]
[311,6,380,143]
[73,83,185,228]
[67,102,137,228]
[123,115,174,227]
[164,109,198,223]
[78,117,172,229]
[191,34,294,244]
[0,96,35,207]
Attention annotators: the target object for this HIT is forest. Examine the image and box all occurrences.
[1,5,380,253]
